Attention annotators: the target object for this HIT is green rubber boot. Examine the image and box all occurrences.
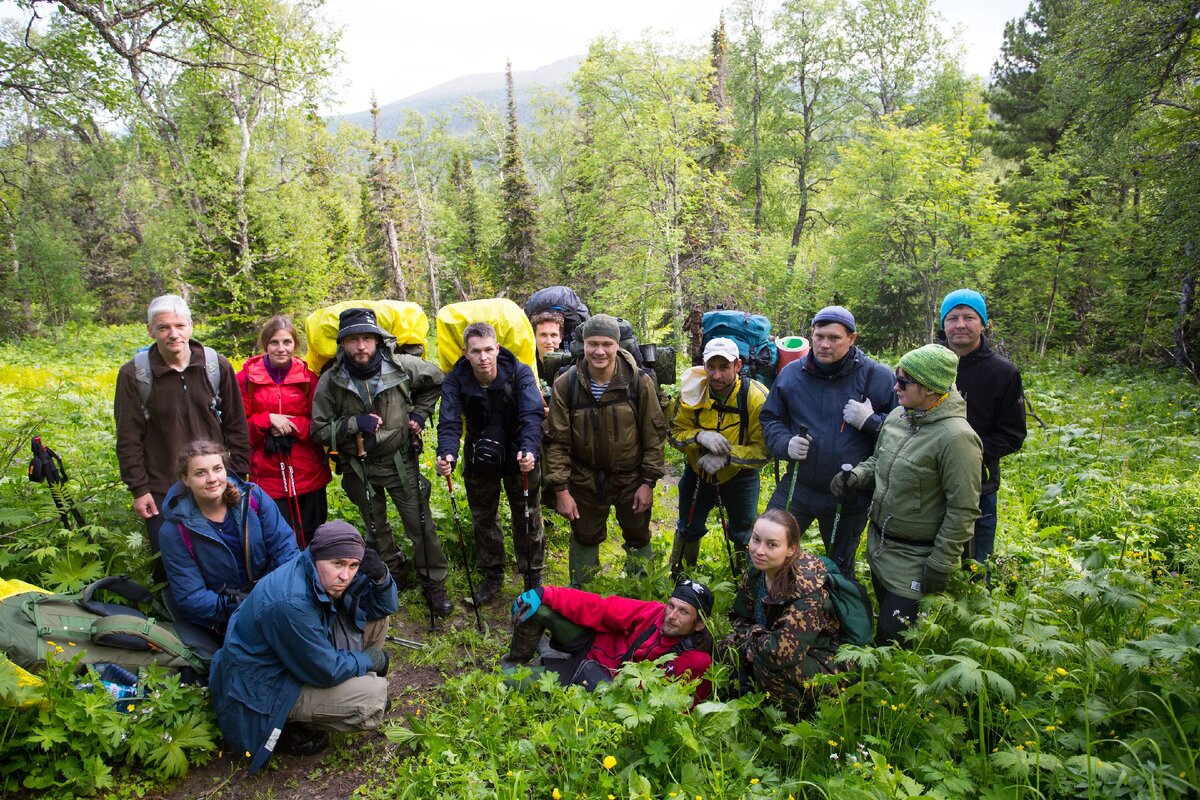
[625,543,654,578]
[669,537,703,580]
[569,540,601,588]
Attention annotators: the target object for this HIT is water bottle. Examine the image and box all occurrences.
[97,663,139,687]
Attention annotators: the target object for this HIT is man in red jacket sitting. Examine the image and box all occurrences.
[503,579,714,701]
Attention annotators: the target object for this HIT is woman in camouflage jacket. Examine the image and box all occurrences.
[722,508,850,714]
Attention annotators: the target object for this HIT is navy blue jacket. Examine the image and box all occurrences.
[761,348,896,513]
[160,476,300,632]
[436,346,544,477]
[209,550,397,773]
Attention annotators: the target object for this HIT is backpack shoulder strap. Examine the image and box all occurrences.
[78,576,152,616]
[178,524,196,560]
[736,377,750,445]
[566,365,580,413]
[90,614,207,673]
[621,623,660,663]
[202,345,223,419]
[133,349,152,420]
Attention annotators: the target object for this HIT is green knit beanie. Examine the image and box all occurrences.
[579,314,621,342]
[897,344,958,394]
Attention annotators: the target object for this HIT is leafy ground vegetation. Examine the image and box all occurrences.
[1,328,1199,800]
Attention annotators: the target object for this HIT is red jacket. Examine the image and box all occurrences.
[541,586,712,701]
[237,355,332,498]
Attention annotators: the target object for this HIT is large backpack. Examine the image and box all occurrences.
[0,576,209,677]
[701,310,778,386]
[568,317,645,366]
[305,300,429,374]
[436,298,538,375]
[133,345,222,421]
[818,557,874,647]
[525,286,590,347]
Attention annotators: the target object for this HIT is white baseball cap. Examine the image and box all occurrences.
[703,337,741,364]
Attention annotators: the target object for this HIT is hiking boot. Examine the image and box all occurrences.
[421,578,453,617]
[503,618,544,665]
[276,723,329,757]
[471,570,505,606]
[390,558,413,591]
[522,570,543,592]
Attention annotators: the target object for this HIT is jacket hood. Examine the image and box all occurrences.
[801,346,866,380]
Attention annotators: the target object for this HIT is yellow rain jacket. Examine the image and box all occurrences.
[669,366,770,484]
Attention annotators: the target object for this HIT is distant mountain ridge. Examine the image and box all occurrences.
[328,56,583,136]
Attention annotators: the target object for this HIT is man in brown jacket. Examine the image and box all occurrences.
[544,315,666,586]
[114,294,249,581]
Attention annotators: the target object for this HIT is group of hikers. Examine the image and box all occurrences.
[112,286,1025,770]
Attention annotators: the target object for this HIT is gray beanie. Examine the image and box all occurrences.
[309,520,366,561]
[579,314,621,342]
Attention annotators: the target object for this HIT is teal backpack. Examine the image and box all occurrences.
[818,557,874,646]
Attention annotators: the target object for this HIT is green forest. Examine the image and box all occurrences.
[2,0,1200,799]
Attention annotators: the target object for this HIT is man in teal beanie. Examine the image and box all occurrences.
[938,289,1026,570]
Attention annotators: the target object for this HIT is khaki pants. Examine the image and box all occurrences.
[568,473,650,548]
[288,618,390,732]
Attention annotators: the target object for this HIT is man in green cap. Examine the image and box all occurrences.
[544,314,666,586]
[831,343,982,645]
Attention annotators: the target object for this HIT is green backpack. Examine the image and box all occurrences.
[0,576,208,677]
[818,557,874,647]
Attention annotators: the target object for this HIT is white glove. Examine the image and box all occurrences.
[695,430,731,456]
[787,434,811,461]
[697,452,728,476]
[842,397,874,430]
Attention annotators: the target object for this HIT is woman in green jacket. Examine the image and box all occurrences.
[831,344,982,645]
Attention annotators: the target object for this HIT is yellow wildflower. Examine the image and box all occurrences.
[603,755,617,770]
[1055,667,1068,677]
[553,789,562,800]
[750,778,759,785]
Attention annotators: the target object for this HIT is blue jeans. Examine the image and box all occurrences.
[972,491,998,562]
[676,465,760,547]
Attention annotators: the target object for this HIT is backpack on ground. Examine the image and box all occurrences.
[133,345,222,421]
[524,286,590,346]
[305,300,429,374]
[818,557,873,647]
[701,309,778,386]
[0,576,209,678]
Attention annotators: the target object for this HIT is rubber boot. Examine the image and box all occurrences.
[624,543,654,578]
[568,540,601,588]
[669,537,703,580]
[472,569,505,605]
[503,618,544,665]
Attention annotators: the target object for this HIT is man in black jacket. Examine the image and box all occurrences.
[939,289,1027,565]
[436,322,546,603]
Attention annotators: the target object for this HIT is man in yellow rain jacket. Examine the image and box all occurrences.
[668,338,769,576]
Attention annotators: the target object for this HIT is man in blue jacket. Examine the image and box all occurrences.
[209,521,398,771]
[761,306,895,577]
[436,322,546,603]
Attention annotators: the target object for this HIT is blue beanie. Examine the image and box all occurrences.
[812,305,856,333]
[940,289,987,326]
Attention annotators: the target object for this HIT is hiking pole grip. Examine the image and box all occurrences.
[355,432,367,458]
[784,424,809,511]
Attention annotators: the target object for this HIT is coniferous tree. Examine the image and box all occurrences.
[499,60,538,291]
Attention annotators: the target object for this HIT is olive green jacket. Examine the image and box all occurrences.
[544,349,666,492]
[311,347,443,483]
[855,390,982,600]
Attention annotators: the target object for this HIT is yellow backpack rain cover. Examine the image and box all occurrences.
[305,300,429,373]
[435,299,537,374]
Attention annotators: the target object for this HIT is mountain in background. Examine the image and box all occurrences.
[327,56,583,137]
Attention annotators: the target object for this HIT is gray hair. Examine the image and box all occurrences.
[147,294,192,326]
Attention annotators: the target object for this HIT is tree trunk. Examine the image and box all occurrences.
[1176,241,1195,373]
[384,218,407,301]
[751,51,763,231]
[408,156,439,313]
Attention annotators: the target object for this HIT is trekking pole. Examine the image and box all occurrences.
[285,456,306,549]
[408,435,437,633]
[444,472,484,633]
[386,634,427,650]
[783,424,809,511]
[712,480,739,580]
[521,467,535,586]
[829,463,854,560]
[28,436,86,531]
[279,457,306,549]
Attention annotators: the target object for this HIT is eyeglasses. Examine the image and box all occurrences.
[895,372,915,390]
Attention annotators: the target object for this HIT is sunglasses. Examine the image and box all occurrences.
[894,372,916,390]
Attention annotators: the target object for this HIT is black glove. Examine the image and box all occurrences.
[355,414,381,434]
[264,434,294,455]
[364,646,390,676]
[359,548,389,584]
[220,585,250,607]
[829,470,860,500]
[921,564,952,594]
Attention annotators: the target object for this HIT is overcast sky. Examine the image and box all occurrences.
[320,0,1031,114]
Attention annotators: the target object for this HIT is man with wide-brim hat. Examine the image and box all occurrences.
[830,343,982,646]
[312,307,454,617]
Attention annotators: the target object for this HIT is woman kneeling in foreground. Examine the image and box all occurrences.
[722,508,853,714]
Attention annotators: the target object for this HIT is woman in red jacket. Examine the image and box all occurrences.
[237,316,332,546]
